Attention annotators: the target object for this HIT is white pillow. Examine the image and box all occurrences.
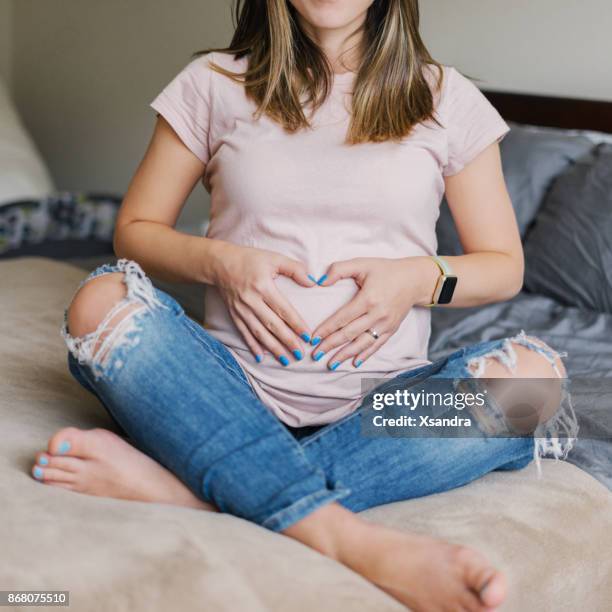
[510,121,612,145]
[0,78,55,205]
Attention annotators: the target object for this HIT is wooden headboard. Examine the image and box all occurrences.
[482,90,612,134]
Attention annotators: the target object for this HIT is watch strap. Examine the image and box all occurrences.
[425,256,454,307]
[431,255,453,276]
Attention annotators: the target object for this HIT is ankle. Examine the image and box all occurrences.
[283,503,367,563]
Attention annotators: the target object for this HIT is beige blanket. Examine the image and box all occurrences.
[1,257,610,611]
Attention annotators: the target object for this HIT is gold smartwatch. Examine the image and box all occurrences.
[425,256,458,307]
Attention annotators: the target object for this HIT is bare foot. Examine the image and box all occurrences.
[33,430,505,610]
[289,504,506,612]
[345,520,505,611]
[32,427,214,511]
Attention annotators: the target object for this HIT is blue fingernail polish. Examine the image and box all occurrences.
[330,361,341,371]
[39,456,49,466]
[58,441,71,454]
[313,351,325,361]
[308,274,317,284]
[300,333,311,343]
[279,355,290,366]
[317,274,328,286]
[293,349,303,361]
[34,466,43,479]
[255,354,263,363]
[355,359,363,368]
[311,336,321,346]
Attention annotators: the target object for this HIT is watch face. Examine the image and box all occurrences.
[438,276,458,304]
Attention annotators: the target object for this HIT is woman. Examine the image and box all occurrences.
[32,1,574,610]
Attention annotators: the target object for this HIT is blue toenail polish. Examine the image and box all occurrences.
[279,355,290,366]
[330,361,341,371]
[34,466,43,479]
[293,349,303,361]
[255,354,263,363]
[58,441,71,454]
[313,350,325,361]
[317,274,328,286]
[311,336,321,346]
[308,274,317,284]
[355,359,363,368]
[300,333,311,343]
[39,456,49,466]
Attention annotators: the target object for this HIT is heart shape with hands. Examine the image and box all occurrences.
[213,243,439,370]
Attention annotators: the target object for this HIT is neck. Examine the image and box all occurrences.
[297,12,367,73]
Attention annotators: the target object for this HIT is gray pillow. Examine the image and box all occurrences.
[436,123,594,255]
[523,143,612,313]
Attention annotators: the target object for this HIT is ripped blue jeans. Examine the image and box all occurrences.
[61,260,577,532]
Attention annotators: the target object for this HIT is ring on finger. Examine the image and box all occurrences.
[366,328,380,340]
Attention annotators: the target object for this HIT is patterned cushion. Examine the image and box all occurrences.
[0,192,121,257]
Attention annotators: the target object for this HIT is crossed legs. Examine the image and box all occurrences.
[32,265,570,611]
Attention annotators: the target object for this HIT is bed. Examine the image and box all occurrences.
[1,86,611,611]
[430,89,612,491]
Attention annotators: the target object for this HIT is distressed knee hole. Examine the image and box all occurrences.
[467,332,567,380]
[61,258,166,378]
[464,331,577,469]
[67,273,128,339]
[517,334,567,378]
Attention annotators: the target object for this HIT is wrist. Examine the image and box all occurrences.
[195,238,237,286]
[409,256,441,306]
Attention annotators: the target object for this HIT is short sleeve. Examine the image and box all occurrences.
[441,67,510,176]
[150,54,214,165]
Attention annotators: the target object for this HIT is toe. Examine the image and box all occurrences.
[457,546,506,609]
[478,571,506,609]
[35,452,50,466]
[31,464,76,483]
[47,427,88,457]
[47,427,119,459]
[459,589,486,612]
[42,454,82,473]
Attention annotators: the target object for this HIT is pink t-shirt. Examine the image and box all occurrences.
[150,51,509,426]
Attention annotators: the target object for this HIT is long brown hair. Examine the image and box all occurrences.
[195,0,442,144]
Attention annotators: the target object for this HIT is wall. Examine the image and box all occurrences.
[0,0,12,88]
[11,0,234,229]
[420,0,612,100]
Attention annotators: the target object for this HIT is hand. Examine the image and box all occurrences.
[310,257,439,369]
[212,243,315,365]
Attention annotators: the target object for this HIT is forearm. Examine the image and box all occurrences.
[113,220,229,285]
[409,251,524,308]
[442,251,524,307]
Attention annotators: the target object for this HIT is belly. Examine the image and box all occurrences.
[203,275,431,425]
[206,276,360,343]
